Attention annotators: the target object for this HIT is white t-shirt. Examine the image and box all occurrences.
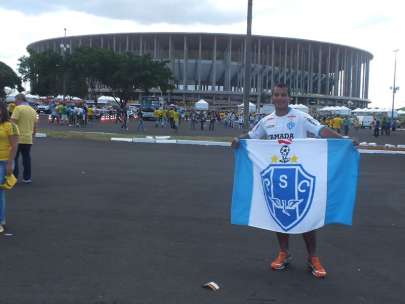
[248,108,324,140]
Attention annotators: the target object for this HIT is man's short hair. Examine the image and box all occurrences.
[15,93,26,102]
[272,83,290,96]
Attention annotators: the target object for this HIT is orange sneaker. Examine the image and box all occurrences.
[307,256,327,278]
[271,251,292,270]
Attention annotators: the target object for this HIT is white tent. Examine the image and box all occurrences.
[290,104,309,113]
[335,106,351,116]
[55,95,77,101]
[3,87,13,95]
[195,99,209,111]
[6,92,41,103]
[352,108,366,114]
[318,106,332,112]
[379,108,398,118]
[318,106,351,116]
[353,108,398,118]
[238,102,256,113]
[5,93,17,102]
[97,96,120,104]
[25,94,40,101]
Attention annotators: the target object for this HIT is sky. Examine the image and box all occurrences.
[0,0,404,108]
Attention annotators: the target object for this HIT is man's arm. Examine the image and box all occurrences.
[319,126,359,145]
[231,116,267,149]
[319,126,342,139]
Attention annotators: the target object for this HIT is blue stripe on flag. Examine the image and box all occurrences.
[231,140,254,225]
[326,139,360,225]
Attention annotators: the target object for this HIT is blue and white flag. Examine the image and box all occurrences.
[231,139,360,234]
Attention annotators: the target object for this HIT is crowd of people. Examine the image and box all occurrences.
[370,116,398,137]
[317,115,355,136]
[48,103,89,127]
[316,114,400,138]
[152,108,264,132]
[9,97,404,140]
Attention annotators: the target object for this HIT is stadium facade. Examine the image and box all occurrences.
[28,32,373,109]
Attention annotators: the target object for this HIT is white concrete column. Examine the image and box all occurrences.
[271,40,275,90]
[295,43,300,92]
[169,35,175,78]
[334,48,340,96]
[283,40,288,83]
[318,45,322,94]
[183,36,188,89]
[198,35,202,90]
[226,37,232,91]
[265,43,270,91]
[307,44,311,93]
[212,36,217,90]
[326,46,331,95]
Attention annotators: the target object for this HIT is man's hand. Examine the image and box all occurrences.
[351,137,359,147]
[231,137,240,149]
[231,133,250,149]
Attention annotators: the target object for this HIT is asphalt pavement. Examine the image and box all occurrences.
[1,138,404,304]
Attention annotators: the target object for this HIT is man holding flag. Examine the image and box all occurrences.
[231,83,358,278]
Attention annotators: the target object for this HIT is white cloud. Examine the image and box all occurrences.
[0,1,404,108]
[0,0,243,25]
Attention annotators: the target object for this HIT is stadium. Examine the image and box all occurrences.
[28,32,373,109]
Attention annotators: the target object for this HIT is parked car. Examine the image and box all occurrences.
[94,107,114,119]
[29,102,39,111]
[141,107,156,120]
[37,104,51,114]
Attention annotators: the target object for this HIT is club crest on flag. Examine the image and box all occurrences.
[260,146,316,231]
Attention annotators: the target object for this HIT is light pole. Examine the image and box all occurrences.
[60,28,70,102]
[390,49,400,130]
[243,0,253,130]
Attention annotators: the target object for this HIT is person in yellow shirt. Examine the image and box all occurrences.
[87,106,94,120]
[154,109,161,128]
[0,102,19,233]
[173,109,180,132]
[168,108,175,129]
[332,115,343,134]
[11,94,38,183]
[162,109,168,128]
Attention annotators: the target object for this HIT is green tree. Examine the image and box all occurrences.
[103,53,174,107]
[100,53,173,107]
[69,47,115,101]
[0,61,23,99]
[18,48,174,103]
[18,50,64,96]
[138,55,174,95]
